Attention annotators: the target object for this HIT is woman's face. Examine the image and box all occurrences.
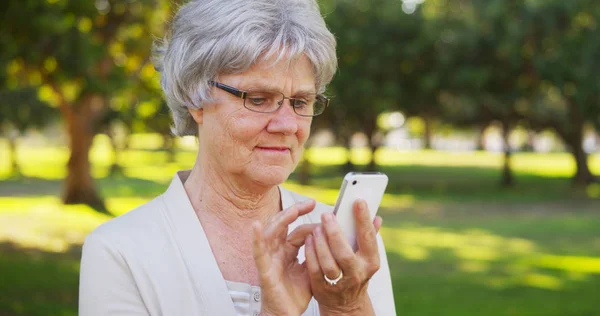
[197,54,315,187]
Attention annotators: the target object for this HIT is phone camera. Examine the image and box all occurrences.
[352,180,358,185]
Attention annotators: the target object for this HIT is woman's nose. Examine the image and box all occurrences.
[266,100,299,135]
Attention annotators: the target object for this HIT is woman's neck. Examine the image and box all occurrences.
[183,161,281,230]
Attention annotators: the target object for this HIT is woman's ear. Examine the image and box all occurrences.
[188,107,204,125]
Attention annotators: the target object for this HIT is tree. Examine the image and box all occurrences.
[431,0,600,186]
[395,0,469,150]
[444,0,533,187]
[1,0,171,211]
[325,0,409,171]
[524,0,600,185]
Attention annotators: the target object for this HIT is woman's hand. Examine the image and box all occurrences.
[252,199,318,316]
[304,199,383,316]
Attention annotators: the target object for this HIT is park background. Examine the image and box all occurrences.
[1,0,600,315]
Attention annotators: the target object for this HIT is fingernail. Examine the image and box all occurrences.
[359,200,367,210]
[322,213,331,223]
[354,200,362,210]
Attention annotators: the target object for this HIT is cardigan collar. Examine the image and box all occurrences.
[161,171,237,316]
[160,171,307,314]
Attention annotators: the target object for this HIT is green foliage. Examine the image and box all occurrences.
[0,0,173,206]
[324,0,411,142]
[0,0,170,116]
[0,87,57,134]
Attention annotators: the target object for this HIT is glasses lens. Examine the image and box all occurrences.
[243,90,327,116]
[244,91,282,113]
[292,94,327,117]
[312,97,327,116]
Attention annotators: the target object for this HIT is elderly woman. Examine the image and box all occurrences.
[79,0,395,315]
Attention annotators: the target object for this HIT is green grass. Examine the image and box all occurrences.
[1,136,600,315]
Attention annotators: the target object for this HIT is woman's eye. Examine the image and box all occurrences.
[293,99,308,108]
[249,98,266,106]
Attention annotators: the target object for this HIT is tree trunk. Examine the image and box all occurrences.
[8,135,21,178]
[562,100,595,186]
[475,124,487,151]
[62,94,108,213]
[163,134,176,163]
[367,142,379,172]
[500,120,514,187]
[523,130,536,152]
[107,128,123,177]
[423,114,433,150]
[297,140,312,186]
[364,124,380,172]
[567,129,595,185]
[342,134,355,174]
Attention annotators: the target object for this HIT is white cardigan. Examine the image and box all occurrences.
[79,171,396,315]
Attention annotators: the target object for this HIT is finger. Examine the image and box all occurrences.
[353,200,379,258]
[296,199,317,217]
[304,234,323,285]
[252,221,270,275]
[264,199,316,238]
[373,216,383,233]
[320,212,358,273]
[286,223,319,248]
[313,226,342,280]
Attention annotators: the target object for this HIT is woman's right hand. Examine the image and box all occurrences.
[252,199,318,316]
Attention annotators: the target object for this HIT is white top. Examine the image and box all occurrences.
[225,280,262,316]
[79,171,396,316]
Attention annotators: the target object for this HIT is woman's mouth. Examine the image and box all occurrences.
[256,146,291,153]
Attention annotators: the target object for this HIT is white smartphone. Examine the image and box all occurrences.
[332,172,388,251]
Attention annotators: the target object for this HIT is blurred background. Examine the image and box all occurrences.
[1,0,600,315]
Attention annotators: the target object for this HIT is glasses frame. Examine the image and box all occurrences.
[208,80,329,117]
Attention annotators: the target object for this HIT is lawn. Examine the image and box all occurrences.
[1,135,600,315]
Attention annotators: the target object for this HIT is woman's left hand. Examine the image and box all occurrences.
[304,199,383,316]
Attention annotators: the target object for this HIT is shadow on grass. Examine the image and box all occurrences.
[0,242,81,316]
[0,175,169,199]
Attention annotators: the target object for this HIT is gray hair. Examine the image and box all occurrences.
[153,0,338,136]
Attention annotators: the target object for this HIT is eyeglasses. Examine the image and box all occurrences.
[208,81,329,117]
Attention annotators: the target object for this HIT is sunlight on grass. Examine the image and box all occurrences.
[374,149,503,168]
[0,196,150,253]
[459,261,490,273]
[0,197,108,252]
[529,255,600,273]
[123,165,184,183]
[455,246,500,262]
[522,273,562,290]
[2,136,600,316]
[2,136,600,179]
[0,147,69,179]
[394,245,430,261]
[106,197,153,216]
[380,224,600,291]
[307,147,600,178]
[587,183,600,198]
